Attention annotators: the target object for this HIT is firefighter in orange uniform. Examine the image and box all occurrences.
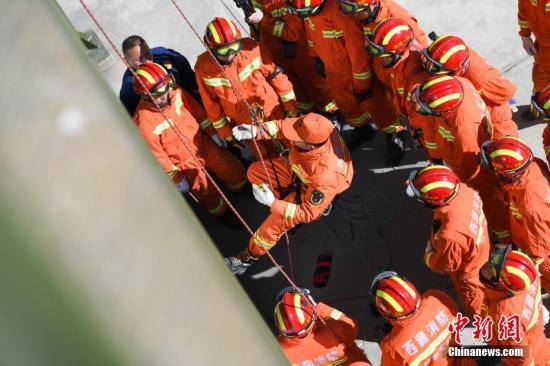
[411,75,510,243]
[479,245,550,365]
[256,0,334,114]
[223,113,353,274]
[406,165,490,317]
[371,271,458,365]
[422,34,518,138]
[133,63,247,217]
[481,136,550,294]
[286,0,395,150]
[194,17,298,158]
[274,287,371,365]
[518,0,550,117]
[362,18,429,163]
[532,85,550,166]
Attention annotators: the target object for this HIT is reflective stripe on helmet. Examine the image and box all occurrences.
[382,25,410,46]
[505,265,531,292]
[429,93,461,109]
[439,45,467,63]
[420,181,455,194]
[421,75,454,91]
[293,293,306,324]
[489,149,524,161]
[135,69,157,84]
[376,289,404,312]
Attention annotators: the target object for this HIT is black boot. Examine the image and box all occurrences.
[345,123,377,151]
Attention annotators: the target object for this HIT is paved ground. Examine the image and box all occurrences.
[57,1,549,364]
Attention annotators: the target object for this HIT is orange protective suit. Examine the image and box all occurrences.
[303,0,396,128]
[433,76,510,241]
[463,49,518,138]
[518,0,550,92]
[423,185,490,316]
[380,290,457,366]
[482,276,550,365]
[398,56,442,161]
[359,0,428,133]
[543,124,550,165]
[502,159,550,293]
[133,86,246,215]
[195,38,296,157]
[258,0,334,113]
[278,302,371,365]
[246,119,353,257]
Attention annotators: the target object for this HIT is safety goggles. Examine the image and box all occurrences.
[365,34,401,68]
[411,85,434,116]
[287,3,322,18]
[479,245,513,291]
[338,0,369,14]
[214,40,243,57]
[148,73,175,96]
[531,92,550,120]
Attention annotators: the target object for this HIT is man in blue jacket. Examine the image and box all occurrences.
[119,35,201,115]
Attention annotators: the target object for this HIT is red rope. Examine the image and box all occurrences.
[167,0,295,279]
[79,0,344,346]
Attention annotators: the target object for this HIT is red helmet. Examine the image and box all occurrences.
[422,35,470,75]
[287,0,325,18]
[481,137,533,183]
[371,271,420,320]
[204,17,242,49]
[406,165,460,206]
[133,62,174,95]
[413,75,464,116]
[482,245,538,295]
[339,0,380,20]
[274,291,316,337]
[532,85,550,121]
[366,18,414,67]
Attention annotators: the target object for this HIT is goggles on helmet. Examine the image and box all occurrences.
[480,140,532,183]
[479,245,513,292]
[338,0,369,14]
[287,3,322,18]
[148,73,175,96]
[421,47,469,75]
[214,40,243,57]
[411,85,434,116]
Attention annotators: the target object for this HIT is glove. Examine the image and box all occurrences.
[252,183,275,207]
[246,8,264,24]
[211,134,227,148]
[521,36,537,56]
[276,286,313,303]
[353,88,372,102]
[425,240,433,253]
[314,57,326,78]
[175,177,190,193]
[286,108,300,118]
[232,124,257,141]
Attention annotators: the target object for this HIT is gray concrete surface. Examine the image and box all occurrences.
[56,1,549,365]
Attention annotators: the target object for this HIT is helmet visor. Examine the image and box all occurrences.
[365,33,395,57]
[421,48,448,75]
[149,73,175,96]
[412,85,434,116]
[338,0,369,14]
[214,40,243,57]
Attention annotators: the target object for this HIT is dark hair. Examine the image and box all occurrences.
[121,35,152,60]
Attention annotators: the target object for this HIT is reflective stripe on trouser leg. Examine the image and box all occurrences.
[248,193,299,257]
